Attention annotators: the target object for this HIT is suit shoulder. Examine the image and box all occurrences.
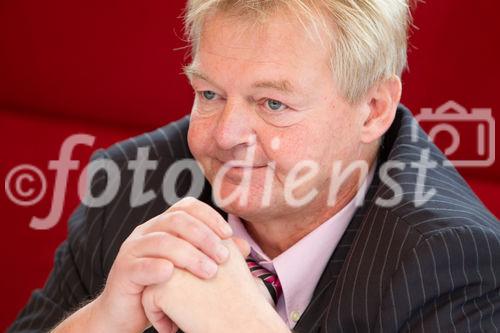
[381,170,500,238]
[95,115,191,165]
[375,106,499,238]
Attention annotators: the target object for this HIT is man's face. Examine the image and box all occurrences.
[187,11,367,220]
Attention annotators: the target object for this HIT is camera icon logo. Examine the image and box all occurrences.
[412,100,495,167]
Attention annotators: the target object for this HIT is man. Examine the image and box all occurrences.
[10,0,500,332]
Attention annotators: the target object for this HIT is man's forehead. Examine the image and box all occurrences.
[197,10,331,63]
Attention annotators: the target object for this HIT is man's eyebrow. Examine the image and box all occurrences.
[183,66,210,82]
[183,65,296,94]
[252,79,295,94]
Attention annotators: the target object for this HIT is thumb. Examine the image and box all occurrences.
[231,237,251,258]
[142,287,178,333]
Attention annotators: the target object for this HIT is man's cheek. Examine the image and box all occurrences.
[197,158,212,177]
[187,123,209,149]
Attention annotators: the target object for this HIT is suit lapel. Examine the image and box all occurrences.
[292,106,402,332]
[292,175,382,332]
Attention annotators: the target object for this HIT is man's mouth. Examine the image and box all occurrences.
[217,159,267,169]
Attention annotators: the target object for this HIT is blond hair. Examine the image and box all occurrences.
[184,0,412,104]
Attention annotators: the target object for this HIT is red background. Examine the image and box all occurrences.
[0,0,498,329]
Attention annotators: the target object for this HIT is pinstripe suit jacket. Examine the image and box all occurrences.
[9,105,500,332]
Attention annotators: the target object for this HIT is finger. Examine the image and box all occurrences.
[128,258,174,287]
[142,287,178,333]
[253,277,275,306]
[140,211,230,264]
[129,232,218,279]
[232,237,251,258]
[168,196,233,238]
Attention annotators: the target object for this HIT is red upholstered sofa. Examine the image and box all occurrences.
[1,0,498,329]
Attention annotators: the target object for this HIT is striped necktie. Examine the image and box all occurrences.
[246,257,283,305]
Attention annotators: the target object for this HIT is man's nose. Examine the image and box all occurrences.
[213,99,255,150]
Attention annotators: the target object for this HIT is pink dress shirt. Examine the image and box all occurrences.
[227,167,375,328]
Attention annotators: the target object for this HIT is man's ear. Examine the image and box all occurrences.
[360,75,402,144]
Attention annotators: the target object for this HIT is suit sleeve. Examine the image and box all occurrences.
[378,225,500,332]
[8,151,108,332]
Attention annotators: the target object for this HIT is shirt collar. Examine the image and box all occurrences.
[227,166,375,325]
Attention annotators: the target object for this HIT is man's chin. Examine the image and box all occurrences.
[215,196,260,215]
[211,185,272,218]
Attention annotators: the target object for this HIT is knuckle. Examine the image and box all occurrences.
[189,255,207,271]
[192,255,216,276]
[137,259,162,277]
[186,223,214,246]
[139,215,160,229]
[193,257,205,270]
[167,210,190,223]
[165,211,194,234]
[175,196,197,209]
[175,246,200,270]
[118,237,133,254]
[136,259,152,272]
[170,250,189,270]
[151,232,172,249]
[198,229,216,246]
[184,220,200,236]
[134,221,147,232]
[181,196,197,204]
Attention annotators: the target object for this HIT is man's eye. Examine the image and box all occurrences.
[265,99,287,112]
[201,90,217,100]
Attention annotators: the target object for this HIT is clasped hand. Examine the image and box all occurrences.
[93,197,289,333]
[142,239,287,333]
